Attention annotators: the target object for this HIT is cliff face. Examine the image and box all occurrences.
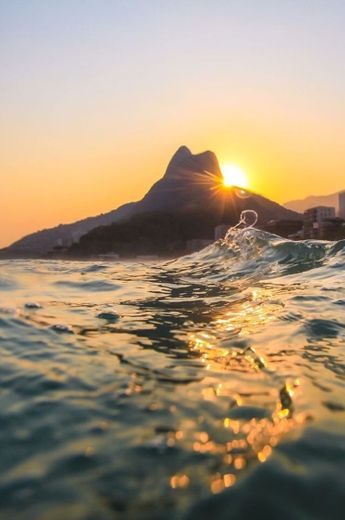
[1,146,300,257]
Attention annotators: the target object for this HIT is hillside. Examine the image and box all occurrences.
[1,146,300,258]
[284,191,342,213]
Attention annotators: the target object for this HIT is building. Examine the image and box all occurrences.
[214,224,230,240]
[339,191,345,219]
[320,217,345,239]
[263,219,303,239]
[303,206,336,238]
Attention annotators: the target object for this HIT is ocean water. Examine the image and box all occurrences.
[0,228,344,520]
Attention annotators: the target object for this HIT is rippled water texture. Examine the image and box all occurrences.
[0,229,345,519]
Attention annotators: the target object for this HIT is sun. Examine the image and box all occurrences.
[221,164,249,189]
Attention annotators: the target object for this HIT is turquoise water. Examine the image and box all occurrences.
[0,228,345,519]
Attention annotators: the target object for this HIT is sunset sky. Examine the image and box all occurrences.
[1,0,345,247]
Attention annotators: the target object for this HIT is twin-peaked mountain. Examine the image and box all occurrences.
[2,146,300,257]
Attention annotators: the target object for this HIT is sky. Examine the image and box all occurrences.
[1,0,345,247]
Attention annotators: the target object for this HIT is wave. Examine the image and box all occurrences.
[1,219,345,520]
[171,227,345,283]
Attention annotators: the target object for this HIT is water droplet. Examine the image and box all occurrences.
[50,324,74,334]
[24,302,42,309]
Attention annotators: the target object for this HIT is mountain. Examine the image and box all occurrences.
[284,191,342,214]
[1,202,136,257]
[1,146,300,257]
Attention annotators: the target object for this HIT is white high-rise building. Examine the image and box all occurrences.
[339,191,345,219]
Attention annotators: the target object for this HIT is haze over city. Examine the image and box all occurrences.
[1,0,345,248]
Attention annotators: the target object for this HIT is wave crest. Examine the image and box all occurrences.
[171,228,345,282]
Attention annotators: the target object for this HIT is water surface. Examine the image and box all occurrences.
[0,229,344,519]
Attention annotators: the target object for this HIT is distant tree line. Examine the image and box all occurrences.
[67,209,236,257]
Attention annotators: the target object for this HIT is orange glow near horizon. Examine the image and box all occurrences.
[221,164,249,189]
[1,2,345,248]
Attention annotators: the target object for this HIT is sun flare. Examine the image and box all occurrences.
[221,164,249,189]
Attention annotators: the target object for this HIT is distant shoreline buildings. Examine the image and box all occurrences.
[214,224,229,240]
[303,206,336,238]
[339,191,345,219]
[302,192,345,239]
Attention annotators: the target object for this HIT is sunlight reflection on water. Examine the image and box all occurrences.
[0,232,345,519]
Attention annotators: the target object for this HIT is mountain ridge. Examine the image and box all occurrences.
[284,191,343,213]
[1,146,300,257]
